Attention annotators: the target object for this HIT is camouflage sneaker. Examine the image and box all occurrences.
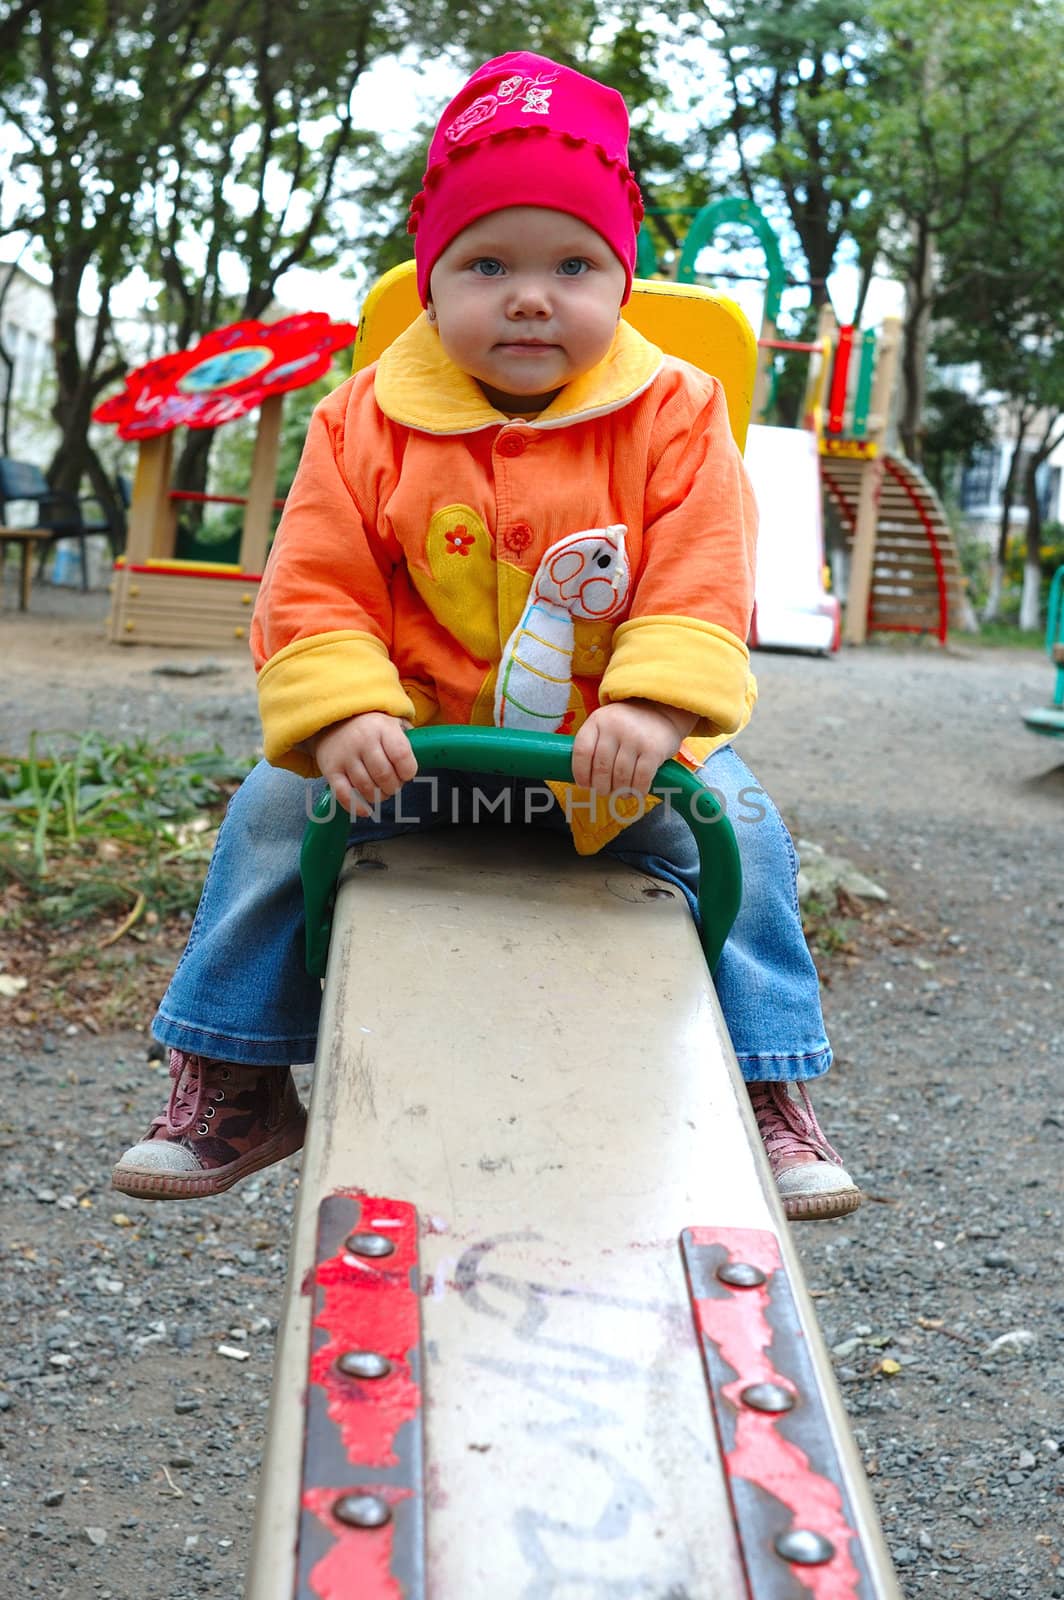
[111,1049,307,1201]
[748,1081,862,1222]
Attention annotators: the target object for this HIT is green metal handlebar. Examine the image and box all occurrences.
[300,726,742,979]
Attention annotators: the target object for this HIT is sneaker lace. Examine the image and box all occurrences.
[162,1051,207,1136]
[749,1082,844,1168]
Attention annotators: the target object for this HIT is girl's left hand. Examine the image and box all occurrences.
[572,699,698,797]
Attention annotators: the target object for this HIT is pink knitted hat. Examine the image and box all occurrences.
[408,52,644,306]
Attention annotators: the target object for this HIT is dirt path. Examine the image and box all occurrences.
[1,587,1061,1599]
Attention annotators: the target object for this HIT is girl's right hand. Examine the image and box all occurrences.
[308,713,418,818]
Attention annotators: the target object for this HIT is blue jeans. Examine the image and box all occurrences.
[154,746,831,1083]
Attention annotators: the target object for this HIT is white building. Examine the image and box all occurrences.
[939,363,1064,542]
[0,257,54,463]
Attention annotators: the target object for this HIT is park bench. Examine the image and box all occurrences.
[0,455,118,604]
[243,264,901,1599]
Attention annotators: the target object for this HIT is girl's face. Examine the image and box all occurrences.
[427,207,627,413]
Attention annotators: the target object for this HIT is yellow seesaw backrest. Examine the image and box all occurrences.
[351,258,757,451]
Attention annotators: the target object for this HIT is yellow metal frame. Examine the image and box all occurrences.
[352,259,757,450]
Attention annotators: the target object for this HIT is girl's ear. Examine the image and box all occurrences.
[426,302,437,323]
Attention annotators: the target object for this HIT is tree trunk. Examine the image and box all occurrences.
[0,255,24,459]
[173,428,217,536]
[83,446,126,559]
[1019,561,1042,631]
[1020,452,1043,631]
[980,414,1027,623]
[1017,414,1064,630]
[899,220,935,463]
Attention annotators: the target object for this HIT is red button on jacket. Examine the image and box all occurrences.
[496,434,526,458]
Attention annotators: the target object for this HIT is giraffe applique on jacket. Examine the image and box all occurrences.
[494,524,654,853]
[494,524,630,730]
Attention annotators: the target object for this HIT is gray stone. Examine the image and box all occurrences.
[151,659,227,678]
[795,839,889,904]
[983,1329,1037,1357]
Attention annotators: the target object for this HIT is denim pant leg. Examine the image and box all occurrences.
[153,761,330,1063]
[155,752,828,1082]
[152,763,512,1066]
[602,746,832,1084]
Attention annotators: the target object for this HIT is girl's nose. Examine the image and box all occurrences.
[506,277,551,317]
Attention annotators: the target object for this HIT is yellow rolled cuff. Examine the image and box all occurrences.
[400,679,440,727]
[599,615,753,737]
[257,631,416,775]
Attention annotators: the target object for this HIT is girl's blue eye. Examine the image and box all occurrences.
[558,258,589,276]
[472,258,504,276]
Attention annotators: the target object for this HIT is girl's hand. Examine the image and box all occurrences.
[309,713,417,818]
[572,699,698,797]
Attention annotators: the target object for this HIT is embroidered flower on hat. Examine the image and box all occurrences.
[446,69,559,142]
[447,94,498,143]
[412,52,641,304]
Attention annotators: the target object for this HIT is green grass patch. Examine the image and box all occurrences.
[0,732,255,930]
[800,892,857,960]
[953,621,1044,650]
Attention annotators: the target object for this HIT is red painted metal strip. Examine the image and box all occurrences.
[827,326,855,435]
[310,1197,421,1471]
[683,1227,874,1599]
[297,1192,424,1600]
[167,488,286,509]
[302,1485,412,1600]
[121,563,264,582]
[758,338,824,353]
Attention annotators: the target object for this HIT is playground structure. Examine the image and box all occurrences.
[93,195,967,656]
[94,313,356,649]
[812,307,968,646]
[241,267,900,1599]
[642,198,969,648]
[1022,564,1064,736]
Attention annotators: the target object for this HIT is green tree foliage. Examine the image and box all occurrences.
[921,384,993,499]
[860,0,1063,460]
[0,2,511,512]
[1,1,259,510]
[933,124,1064,622]
[352,6,688,284]
[669,0,882,311]
[2,0,1061,538]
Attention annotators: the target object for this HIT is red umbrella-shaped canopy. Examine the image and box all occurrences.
[94,312,357,439]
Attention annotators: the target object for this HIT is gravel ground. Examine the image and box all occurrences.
[1,586,1062,1599]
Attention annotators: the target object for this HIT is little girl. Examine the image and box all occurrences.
[113,52,860,1222]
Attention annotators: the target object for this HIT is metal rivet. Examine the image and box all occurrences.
[774,1528,836,1565]
[333,1492,392,1529]
[345,1231,396,1259]
[717,1261,767,1288]
[740,1382,796,1414]
[337,1350,392,1380]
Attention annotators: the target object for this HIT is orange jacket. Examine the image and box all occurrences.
[253,315,758,778]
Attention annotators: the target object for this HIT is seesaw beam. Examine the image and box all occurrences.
[248,829,898,1598]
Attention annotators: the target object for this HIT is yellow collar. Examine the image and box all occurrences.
[374,314,663,435]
